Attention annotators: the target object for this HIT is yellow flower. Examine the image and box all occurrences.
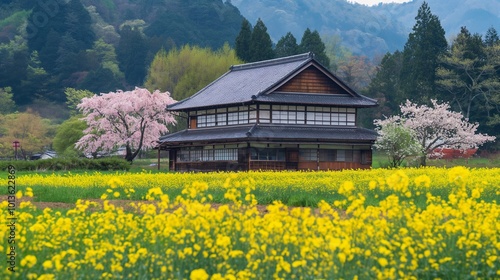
[292,260,306,268]
[20,255,37,268]
[414,175,431,188]
[43,260,53,269]
[25,187,34,197]
[471,188,481,199]
[37,274,55,280]
[448,166,470,186]
[378,257,388,267]
[338,181,355,196]
[386,170,409,193]
[190,268,209,280]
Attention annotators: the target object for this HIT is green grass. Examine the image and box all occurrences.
[6,177,498,208]
[371,151,500,168]
[2,153,498,207]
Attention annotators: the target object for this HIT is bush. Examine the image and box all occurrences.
[0,157,131,171]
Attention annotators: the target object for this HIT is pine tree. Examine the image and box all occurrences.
[19,51,49,104]
[0,87,16,114]
[27,0,95,73]
[117,26,147,86]
[249,18,274,62]
[363,51,404,126]
[400,1,447,104]
[437,26,500,128]
[299,28,330,67]
[64,0,95,51]
[484,27,499,47]
[235,19,252,62]
[275,32,299,58]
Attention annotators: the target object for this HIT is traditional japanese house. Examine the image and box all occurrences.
[157,52,378,171]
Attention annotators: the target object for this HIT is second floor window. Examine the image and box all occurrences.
[190,105,356,128]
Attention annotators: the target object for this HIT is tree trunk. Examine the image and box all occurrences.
[419,155,427,166]
[125,145,134,162]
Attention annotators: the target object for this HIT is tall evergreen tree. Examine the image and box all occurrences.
[64,0,95,51]
[235,19,252,62]
[400,1,447,105]
[20,51,50,104]
[363,51,404,127]
[0,38,29,105]
[275,32,299,58]
[484,27,499,47]
[24,0,95,103]
[299,28,330,68]
[27,0,95,74]
[0,87,16,114]
[117,26,147,86]
[437,26,500,132]
[249,18,274,62]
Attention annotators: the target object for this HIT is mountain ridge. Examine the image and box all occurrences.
[231,0,500,57]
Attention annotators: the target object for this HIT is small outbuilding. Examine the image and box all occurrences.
[157,53,378,171]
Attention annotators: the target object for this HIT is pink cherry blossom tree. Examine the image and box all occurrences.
[374,99,496,166]
[76,87,176,162]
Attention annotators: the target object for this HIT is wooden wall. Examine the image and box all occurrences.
[249,161,286,170]
[170,148,373,171]
[276,66,343,94]
[176,162,246,172]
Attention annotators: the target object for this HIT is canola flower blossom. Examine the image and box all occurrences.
[0,167,499,279]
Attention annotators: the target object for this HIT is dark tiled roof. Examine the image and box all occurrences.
[158,125,252,143]
[255,92,377,107]
[250,125,378,141]
[168,53,313,110]
[167,53,377,111]
[158,124,377,146]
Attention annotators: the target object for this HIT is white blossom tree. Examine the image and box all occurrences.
[76,87,176,161]
[374,123,423,167]
[375,99,496,166]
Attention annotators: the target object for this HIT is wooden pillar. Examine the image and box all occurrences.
[157,148,161,171]
[316,148,320,171]
[247,142,251,171]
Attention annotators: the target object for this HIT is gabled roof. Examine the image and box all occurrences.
[158,124,378,146]
[168,53,377,111]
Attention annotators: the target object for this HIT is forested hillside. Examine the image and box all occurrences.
[0,0,243,107]
[231,0,500,57]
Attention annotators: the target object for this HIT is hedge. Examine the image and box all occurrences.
[0,157,131,171]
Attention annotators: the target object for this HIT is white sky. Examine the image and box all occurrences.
[348,0,411,6]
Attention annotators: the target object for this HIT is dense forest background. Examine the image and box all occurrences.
[0,0,243,109]
[233,0,500,57]
[0,0,499,158]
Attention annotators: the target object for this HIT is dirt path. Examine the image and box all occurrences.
[0,196,346,218]
[0,195,272,213]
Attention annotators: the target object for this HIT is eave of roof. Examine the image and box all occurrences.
[158,124,378,146]
[255,92,377,107]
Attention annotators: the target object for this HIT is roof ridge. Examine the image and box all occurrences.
[230,52,313,71]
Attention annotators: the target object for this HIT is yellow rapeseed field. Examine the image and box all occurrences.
[1,167,499,279]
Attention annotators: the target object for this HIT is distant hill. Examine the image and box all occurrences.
[231,0,500,58]
[80,0,244,49]
[0,0,244,107]
[0,0,244,49]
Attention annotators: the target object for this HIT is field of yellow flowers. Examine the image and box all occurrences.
[1,167,499,279]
